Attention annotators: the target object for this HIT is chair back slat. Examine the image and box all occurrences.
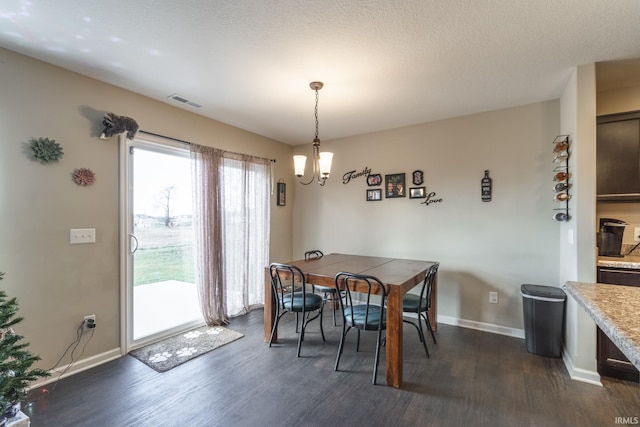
[270,263,311,312]
[334,272,387,329]
[304,250,324,260]
[419,263,440,306]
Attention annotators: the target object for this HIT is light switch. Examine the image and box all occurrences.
[70,228,96,244]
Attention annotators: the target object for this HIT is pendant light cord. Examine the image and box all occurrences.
[314,88,320,141]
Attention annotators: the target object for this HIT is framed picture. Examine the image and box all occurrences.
[412,170,424,185]
[410,187,426,199]
[385,173,406,198]
[277,181,286,206]
[367,173,382,187]
[366,189,382,201]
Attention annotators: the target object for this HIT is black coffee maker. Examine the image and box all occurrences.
[597,218,627,257]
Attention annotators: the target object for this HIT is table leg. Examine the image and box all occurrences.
[264,268,276,342]
[385,288,403,388]
[429,273,438,331]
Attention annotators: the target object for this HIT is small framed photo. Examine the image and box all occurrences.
[367,173,382,187]
[385,173,406,198]
[412,170,424,185]
[277,181,286,206]
[366,189,382,201]
[410,187,426,199]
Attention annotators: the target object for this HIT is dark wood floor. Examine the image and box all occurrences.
[24,309,638,427]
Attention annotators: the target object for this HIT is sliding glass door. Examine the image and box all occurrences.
[124,135,203,349]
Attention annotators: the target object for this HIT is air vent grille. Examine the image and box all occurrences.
[167,94,202,108]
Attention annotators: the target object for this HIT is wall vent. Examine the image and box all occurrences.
[167,94,202,108]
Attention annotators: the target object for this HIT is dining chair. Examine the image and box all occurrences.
[305,250,340,326]
[268,263,325,357]
[334,272,387,385]
[402,262,439,358]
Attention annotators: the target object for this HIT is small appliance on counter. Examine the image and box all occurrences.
[597,218,627,257]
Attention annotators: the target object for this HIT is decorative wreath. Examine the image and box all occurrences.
[30,137,64,164]
[72,168,96,186]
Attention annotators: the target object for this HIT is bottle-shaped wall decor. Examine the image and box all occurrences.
[481,170,492,202]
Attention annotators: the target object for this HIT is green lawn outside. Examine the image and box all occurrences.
[133,225,196,286]
[134,245,195,285]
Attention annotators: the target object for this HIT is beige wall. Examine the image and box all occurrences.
[0,47,294,372]
[292,100,561,332]
[597,85,640,116]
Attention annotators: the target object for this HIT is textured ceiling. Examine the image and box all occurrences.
[1,1,640,145]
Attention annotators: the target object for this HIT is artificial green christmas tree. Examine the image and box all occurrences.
[0,272,49,421]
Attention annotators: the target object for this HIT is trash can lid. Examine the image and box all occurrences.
[521,284,566,301]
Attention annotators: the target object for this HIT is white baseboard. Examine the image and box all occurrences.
[561,345,602,386]
[437,314,525,339]
[28,348,122,391]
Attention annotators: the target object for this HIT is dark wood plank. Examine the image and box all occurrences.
[25,309,639,427]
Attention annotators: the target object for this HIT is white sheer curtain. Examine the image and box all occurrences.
[190,144,271,325]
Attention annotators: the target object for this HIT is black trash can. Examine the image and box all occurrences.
[521,284,566,358]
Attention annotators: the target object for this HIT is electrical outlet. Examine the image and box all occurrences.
[489,291,498,304]
[634,227,640,242]
[83,314,96,331]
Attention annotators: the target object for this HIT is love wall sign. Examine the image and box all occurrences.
[420,192,443,206]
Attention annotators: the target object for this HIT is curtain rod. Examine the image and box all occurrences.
[138,130,276,162]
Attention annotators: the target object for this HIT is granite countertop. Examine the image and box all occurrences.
[563,281,640,371]
[597,255,640,269]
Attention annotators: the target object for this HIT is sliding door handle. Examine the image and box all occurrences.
[130,234,139,254]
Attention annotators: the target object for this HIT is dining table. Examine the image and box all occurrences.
[264,253,438,388]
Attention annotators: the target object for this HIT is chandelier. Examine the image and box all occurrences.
[293,81,333,186]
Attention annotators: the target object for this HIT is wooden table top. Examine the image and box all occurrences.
[287,253,436,290]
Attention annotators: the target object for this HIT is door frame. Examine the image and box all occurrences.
[119,132,202,353]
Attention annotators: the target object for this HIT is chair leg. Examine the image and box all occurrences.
[356,329,361,352]
[268,310,282,347]
[296,306,326,357]
[335,324,348,371]
[404,318,429,358]
[417,317,430,358]
[318,306,326,341]
[373,328,384,385]
[422,312,437,344]
[297,323,304,357]
[328,291,337,327]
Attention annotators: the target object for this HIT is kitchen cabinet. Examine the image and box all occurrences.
[596,267,640,382]
[597,111,640,201]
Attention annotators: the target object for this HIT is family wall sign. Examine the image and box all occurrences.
[342,166,444,206]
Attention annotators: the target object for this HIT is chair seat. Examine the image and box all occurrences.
[402,294,428,313]
[345,305,385,330]
[283,292,324,312]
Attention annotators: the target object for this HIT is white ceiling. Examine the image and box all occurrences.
[2,1,640,145]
